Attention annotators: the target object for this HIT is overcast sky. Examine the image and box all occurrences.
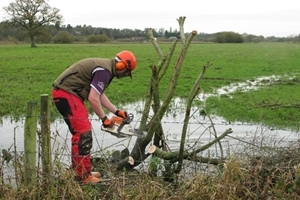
[0,0,299,37]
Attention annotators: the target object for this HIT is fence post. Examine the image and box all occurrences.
[0,154,2,184]
[40,94,51,175]
[24,101,37,186]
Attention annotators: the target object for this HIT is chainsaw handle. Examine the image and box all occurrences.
[117,113,134,133]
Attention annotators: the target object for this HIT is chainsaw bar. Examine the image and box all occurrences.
[101,113,146,138]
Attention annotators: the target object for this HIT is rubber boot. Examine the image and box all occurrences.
[81,175,100,184]
[91,171,100,178]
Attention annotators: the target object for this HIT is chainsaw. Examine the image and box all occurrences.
[101,113,146,138]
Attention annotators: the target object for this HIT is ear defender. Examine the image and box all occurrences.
[116,61,126,70]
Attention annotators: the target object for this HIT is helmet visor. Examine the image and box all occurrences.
[116,68,132,79]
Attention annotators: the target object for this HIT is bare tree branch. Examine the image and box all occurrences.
[148,128,232,164]
[178,62,211,172]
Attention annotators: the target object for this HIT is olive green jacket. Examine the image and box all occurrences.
[53,58,116,100]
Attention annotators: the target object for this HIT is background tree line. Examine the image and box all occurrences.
[2,0,300,46]
[1,20,300,44]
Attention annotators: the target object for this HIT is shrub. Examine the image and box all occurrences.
[36,32,52,43]
[53,31,74,44]
[87,34,110,43]
[214,31,244,43]
[98,34,110,43]
[251,37,261,43]
[87,35,99,43]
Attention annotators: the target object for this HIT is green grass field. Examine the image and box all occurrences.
[1,42,300,129]
[1,42,300,199]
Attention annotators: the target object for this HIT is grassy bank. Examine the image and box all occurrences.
[1,42,300,129]
[2,141,300,199]
[1,42,300,199]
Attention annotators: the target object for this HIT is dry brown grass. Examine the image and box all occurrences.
[2,139,300,199]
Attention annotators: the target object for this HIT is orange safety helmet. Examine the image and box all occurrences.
[116,50,137,71]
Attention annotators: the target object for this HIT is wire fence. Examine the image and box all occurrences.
[2,114,298,158]
[1,112,300,186]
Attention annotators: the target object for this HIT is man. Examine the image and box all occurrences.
[52,50,137,184]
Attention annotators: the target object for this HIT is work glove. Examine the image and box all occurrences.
[115,109,128,119]
[101,116,114,128]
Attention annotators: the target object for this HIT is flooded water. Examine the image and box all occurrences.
[1,100,299,163]
[1,75,299,169]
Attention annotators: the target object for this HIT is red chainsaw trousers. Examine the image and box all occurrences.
[52,88,92,180]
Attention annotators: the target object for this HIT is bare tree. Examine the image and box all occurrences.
[4,0,62,47]
[114,17,233,182]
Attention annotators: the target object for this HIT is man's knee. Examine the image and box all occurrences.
[79,131,93,155]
